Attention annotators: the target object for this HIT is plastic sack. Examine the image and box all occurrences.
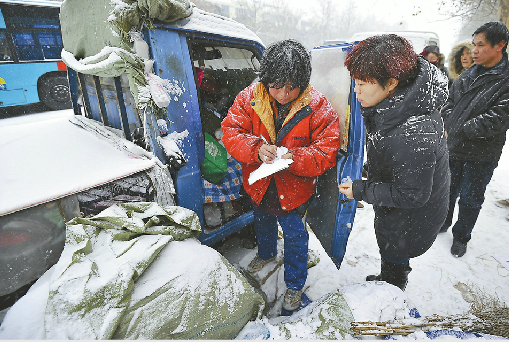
[146,73,172,108]
[201,132,228,184]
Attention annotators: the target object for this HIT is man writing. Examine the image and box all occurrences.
[441,21,509,257]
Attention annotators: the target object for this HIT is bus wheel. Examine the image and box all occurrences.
[38,75,72,110]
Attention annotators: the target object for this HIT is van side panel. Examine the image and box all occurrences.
[147,28,204,224]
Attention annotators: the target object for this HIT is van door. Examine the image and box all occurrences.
[307,43,365,268]
[147,27,263,244]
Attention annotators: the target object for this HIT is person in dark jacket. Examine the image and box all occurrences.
[339,34,450,291]
[441,21,509,257]
[221,39,340,311]
[420,45,452,87]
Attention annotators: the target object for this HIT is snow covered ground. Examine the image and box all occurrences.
[338,142,509,319]
[215,136,509,339]
[1,109,508,339]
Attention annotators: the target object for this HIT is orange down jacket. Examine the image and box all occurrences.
[221,82,340,211]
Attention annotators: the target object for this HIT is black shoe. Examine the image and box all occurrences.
[365,257,412,291]
[366,274,381,281]
[451,239,467,257]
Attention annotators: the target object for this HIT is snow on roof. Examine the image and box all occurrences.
[0,111,155,216]
[166,6,264,46]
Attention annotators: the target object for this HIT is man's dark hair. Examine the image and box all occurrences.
[344,34,419,88]
[259,39,311,90]
[473,21,509,52]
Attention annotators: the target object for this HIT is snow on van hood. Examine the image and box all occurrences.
[0,110,155,216]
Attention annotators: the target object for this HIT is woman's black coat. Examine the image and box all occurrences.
[352,57,450,259]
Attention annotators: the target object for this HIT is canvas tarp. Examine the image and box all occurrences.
[0,202,265,340]
[44,202,201,339]
[60,0,192,59]
[236,290,356,340]
[59,0,192,117]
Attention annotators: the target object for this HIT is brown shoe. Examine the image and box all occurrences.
[247,253,276,273]
[283,288,302,311]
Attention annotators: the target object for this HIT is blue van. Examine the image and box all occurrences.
[0,3,365,310]
[62,5,365,262]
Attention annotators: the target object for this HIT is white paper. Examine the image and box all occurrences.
[248,146,293,185]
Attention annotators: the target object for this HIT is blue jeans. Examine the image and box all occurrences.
[253,207,308,290]
[444,160,498,244]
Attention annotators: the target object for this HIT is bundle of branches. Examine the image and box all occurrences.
[456,282,509,338]
[350,314,483,337]
[351,282,508,338]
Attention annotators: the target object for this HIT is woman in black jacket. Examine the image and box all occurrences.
[339,34,450,290]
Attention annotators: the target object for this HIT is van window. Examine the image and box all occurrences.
[190,42,260,136]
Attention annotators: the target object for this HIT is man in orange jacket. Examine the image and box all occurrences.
[221,39,340,312]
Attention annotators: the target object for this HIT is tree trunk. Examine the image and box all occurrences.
[498,0,509,27]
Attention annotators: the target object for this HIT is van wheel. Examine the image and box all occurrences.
[38,75,72,110]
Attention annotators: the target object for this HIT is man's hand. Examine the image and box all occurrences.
[259,143,277,164]
[339,182,354,199]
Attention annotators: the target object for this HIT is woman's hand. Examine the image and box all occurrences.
[339,182,354,199]
[259,143,277,164]
[281,151,293,160]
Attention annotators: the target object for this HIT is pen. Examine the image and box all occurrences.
[260,135,269,145]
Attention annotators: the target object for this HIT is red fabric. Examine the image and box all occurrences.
[195,67,204,87]
[221,83,341,211]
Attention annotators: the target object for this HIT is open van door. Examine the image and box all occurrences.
[61,0,264,247]
[306,43,365,268]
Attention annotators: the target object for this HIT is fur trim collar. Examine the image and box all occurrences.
[448,39,474,80]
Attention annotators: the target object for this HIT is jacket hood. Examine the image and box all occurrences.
[362,56,449,134]
[448,39,474,80]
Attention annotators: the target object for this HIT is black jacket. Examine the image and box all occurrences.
[442,54,509,162]
[352,57,450,259]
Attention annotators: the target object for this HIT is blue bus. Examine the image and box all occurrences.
[0,0,71,110]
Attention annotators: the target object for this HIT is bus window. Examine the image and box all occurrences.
[0,32,13,61]
[37,32,62,60]
[0,1,71,109]
[13,32,43,61]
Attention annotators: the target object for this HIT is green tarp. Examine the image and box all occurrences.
[44,202,264,339]
[60,0,192,59]
[275,291,356,339]
[59,0,192,117]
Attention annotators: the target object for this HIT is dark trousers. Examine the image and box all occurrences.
[444,160,498,243]
[253,207,308,290]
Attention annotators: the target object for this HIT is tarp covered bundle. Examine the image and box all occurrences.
[59,0,192,117]
[60,0,192,59]
[236,290,355,340]
[0,202,265,339]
